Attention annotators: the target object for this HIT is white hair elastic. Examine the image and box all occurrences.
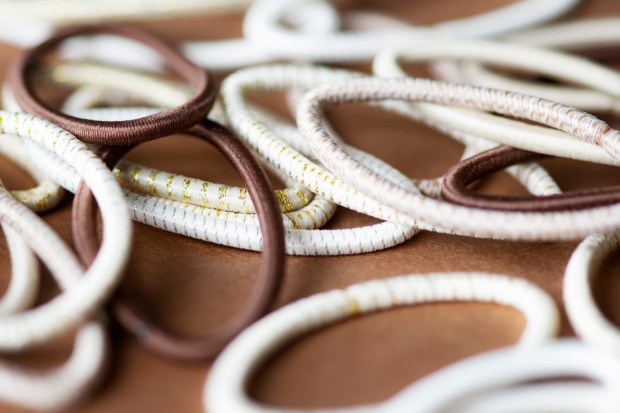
[372,39,620,167]
[0,112,131,351]
[0,319,107,411]
[0,181,108,410]
[242,0,579,63]
[382,339,620,413]
[204,272,559,413]
[295,75,620,240]
[564,233,620,354]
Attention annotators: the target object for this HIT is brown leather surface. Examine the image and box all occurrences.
[1,1,620,412]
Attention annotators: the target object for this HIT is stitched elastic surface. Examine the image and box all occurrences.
[10,25,216,145]
[441,145,620,211]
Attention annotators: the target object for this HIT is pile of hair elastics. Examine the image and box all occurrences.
[1,0,620,412]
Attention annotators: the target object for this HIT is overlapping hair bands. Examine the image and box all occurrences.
[3,2,620,412]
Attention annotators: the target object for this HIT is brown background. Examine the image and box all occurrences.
[1,1,620,412]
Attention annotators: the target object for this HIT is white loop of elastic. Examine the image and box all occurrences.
[563,233,620,354]
[0,112,132,350]
[0,223,38,316]
[506,17,620,50]
[382,339,620,413]
[266,68,562,200]
[429,39,620,115]
[372,40,620,167]
[204,272,559,413]
[0,183,107,409]
[242,0,579,62]
[453,383,611,413]
[0,320,107,411]
[296,76,620,240]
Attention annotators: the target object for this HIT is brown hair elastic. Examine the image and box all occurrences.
[441,145,620,212]
[9,25,217,146]
[72,120,286,361]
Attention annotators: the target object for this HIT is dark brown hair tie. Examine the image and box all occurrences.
[441,145,620,212]
[72,120,286,361]
[10,25,217,146]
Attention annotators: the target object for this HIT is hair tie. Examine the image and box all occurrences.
[564,233,620,354]
[0,165,110,410]
[295,75,620,240]
[9,25,217,145]
[72,120,286,360]
[0,112,131,350]
[441,145,620,211]
[243,0,579,63]
[204,272,559,412]
[372,39,620,167]
[383,339,620,413]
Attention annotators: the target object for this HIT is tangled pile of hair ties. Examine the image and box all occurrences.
[2,0,620,412]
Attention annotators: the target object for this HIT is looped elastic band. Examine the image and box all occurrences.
[9,25,217,145]
[441,145,620,212]
[72,121,286,361]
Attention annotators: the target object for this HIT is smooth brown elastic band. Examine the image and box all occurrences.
[441,145,620,212]
[10,25,217,146]
[72,120,286,361]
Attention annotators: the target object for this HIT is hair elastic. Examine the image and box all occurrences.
[295,76,620,240]
[0,111,131,351]
[72,121,286,360]
[204,272,559,412]
[10,25,217,145]
[242,0,579,63]
[441,145,620,212]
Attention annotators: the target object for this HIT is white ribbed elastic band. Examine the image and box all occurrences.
[296,76,620,240]
[204,272,559,413]
[242,0,579,62]
[382,339,620,413]
[564,233,620,354]
[0,112,131,350]
[372,39,620,166]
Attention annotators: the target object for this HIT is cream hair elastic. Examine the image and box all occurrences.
[0,182,108,409]
[0,130,67,316]
[0,112,131,350]
[295,75,620,240]
[564,233,620,354]
[463,17,620,109]
[242,0,579,63]
[0,223,38,316]
[372,39,620,167]
[0,318,107,411]
[204,272,559,413]
[382,339,620,413]
[223,65,581,240]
